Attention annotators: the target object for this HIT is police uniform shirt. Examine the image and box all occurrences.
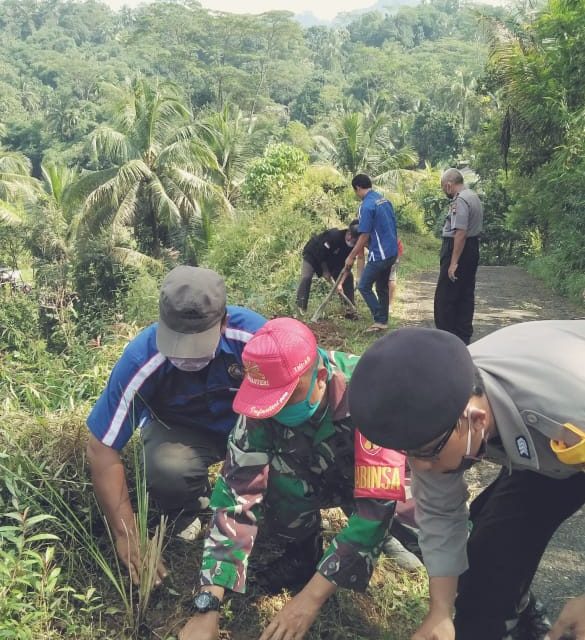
[412,320,585,578]
[441,187,483,239]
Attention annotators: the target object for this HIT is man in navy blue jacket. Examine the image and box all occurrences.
[345,174,398,332]
[86,266,265,586]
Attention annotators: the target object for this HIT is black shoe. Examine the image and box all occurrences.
[507,594,551,640]
[255,533,323,594]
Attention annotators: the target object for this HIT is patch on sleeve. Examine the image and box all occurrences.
[228,363,244,381]
[516,436,531,459]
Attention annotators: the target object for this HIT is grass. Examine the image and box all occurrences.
[0,410,169,639]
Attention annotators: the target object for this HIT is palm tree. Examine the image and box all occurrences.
[29,163,79,266]
[313,99,418,179]
[436,70,478,134]
[196,104,265,203]
[70,79,226,260]
[0,148,39,226]
[483,9,566,171]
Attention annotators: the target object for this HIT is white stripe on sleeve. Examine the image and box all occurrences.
[225,328,254,343]
[102,352,166,447]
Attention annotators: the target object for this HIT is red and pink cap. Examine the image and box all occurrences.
[233,318,318,419]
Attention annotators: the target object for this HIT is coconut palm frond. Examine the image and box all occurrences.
[148,174,183,228]
[89,126,133,165]
[112,181,140,229]
[110,246,163,269]
[0,200,24,226]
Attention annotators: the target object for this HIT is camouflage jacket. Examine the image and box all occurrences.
[199,350,396,593]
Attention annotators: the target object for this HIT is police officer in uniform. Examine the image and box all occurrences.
[349,321,585,640]
[434,168,483,345]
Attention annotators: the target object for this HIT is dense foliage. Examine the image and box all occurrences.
[0,0,516,328]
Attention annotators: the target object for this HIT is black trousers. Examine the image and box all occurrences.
[142,419,228,531]
[296,259,355,312]
[454,468,585,639]
[434,237,480,345]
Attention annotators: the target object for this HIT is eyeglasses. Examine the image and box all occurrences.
[406,419,460,460]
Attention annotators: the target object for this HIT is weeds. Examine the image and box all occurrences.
[0,429,166,638]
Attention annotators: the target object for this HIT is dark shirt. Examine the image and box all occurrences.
[303,228,351,276]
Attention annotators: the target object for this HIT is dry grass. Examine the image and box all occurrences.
[134,505,428,640]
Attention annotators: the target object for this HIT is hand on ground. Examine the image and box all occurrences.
[258,591,321,640]
[115,532,167,586]
[545,594,585,640]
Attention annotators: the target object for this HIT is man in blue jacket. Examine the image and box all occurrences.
[345,174,398,332]
[86,266,265,586]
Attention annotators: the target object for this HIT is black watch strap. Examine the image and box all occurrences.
[192,590,221,613]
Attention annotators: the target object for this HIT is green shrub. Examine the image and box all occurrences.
[394,201,427,234]
[0,504,87,640]
[408,170,445,235]
[74,236,139,336]
[241,143,308,207]
[122,272,160,328]
[0,293,42,352]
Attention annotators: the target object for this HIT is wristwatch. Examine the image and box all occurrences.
[192,590,221,614]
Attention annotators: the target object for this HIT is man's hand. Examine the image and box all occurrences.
[411,610,455,640]
[259,573,335,640]
[178,612,220,640]
[412,577,457,640]
[259,590,321,640]
[545,594,585,640]
[86,435,167,586]
[115,530,168,586]
[447,263,458,282]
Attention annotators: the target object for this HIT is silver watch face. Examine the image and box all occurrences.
[194,591,219,612]
[195,592,213,610]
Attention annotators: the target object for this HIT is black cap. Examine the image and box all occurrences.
[348,327,475,450]
[156,266,226,358]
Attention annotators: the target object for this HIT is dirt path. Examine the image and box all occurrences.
[400,265,585,619]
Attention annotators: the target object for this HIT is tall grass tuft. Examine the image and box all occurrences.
[0,431,166,638]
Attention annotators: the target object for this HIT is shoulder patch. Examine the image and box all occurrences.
[515,436,531,459]
[228,363,245,381]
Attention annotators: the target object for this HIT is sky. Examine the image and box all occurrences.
[102,0,378,20]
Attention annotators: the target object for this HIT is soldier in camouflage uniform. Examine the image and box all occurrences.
[178,318,399,640]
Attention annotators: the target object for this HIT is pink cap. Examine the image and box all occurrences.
[233,318,318,419]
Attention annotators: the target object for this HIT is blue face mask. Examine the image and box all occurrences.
[274,366,321,427]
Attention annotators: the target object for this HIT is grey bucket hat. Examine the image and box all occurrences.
[156,266,226,358]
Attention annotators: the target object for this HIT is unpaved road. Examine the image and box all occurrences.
[400,265,585,619]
